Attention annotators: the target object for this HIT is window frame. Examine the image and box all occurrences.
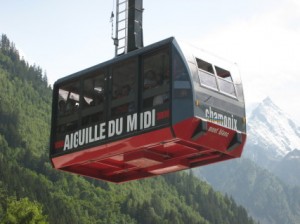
[196,57,237,98]
[109,57,138,119]
[141,47,171,114]
[81,68,107,127]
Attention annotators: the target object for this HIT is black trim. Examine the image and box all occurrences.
[191,120,208,141]
[227,132,242,152]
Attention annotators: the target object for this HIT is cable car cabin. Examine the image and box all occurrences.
[50,37,246,183]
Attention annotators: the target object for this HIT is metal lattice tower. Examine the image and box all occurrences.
[114,0,128,55]
[113,0,143,56]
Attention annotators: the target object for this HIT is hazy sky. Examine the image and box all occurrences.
[1,0,300,121]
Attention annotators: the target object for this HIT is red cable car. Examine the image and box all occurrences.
[50,37,247,183]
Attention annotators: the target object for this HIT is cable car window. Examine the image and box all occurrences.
[111,58,137,117]
[196,58,214,73]
[82,70,106,126]
[215,66,236,96]
[215,66,232,81]
[173,51,192,99]
[58,84,80,115]
[196,58,218,90]
[172,48,193,124]
[142,48,170,109]
[57,81,80,134]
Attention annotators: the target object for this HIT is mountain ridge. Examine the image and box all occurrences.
[246,97,300,163]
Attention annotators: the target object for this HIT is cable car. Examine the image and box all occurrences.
[50,37,246,183]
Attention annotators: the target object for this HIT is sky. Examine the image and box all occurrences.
[1,0,300,121]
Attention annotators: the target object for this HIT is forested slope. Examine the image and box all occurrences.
[0,34,257,224]
[195,158,300,224]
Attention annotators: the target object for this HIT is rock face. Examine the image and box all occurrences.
[245,97,300,172]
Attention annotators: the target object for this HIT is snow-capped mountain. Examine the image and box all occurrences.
[244,97,300,170]
[195,97,300,224]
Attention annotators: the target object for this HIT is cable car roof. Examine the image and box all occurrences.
[55,37,242,93]
[55,37,176,85]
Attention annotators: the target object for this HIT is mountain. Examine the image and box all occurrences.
[244,97,300,185]
[0,34,257,224]
[245,97,300,168]
[194,97,300,224]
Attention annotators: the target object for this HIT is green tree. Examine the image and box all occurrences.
[1,197,48,224]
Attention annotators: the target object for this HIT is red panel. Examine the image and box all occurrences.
[124,151,164,168]
[172,117,246,158]
[51,117,246,183]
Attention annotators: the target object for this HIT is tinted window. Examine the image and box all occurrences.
[111,58,137,118]
[82,70,106,126]
[172,48,193,124]
[173,51,192,99]
[57,81,80,134]
[142,48,170,109]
